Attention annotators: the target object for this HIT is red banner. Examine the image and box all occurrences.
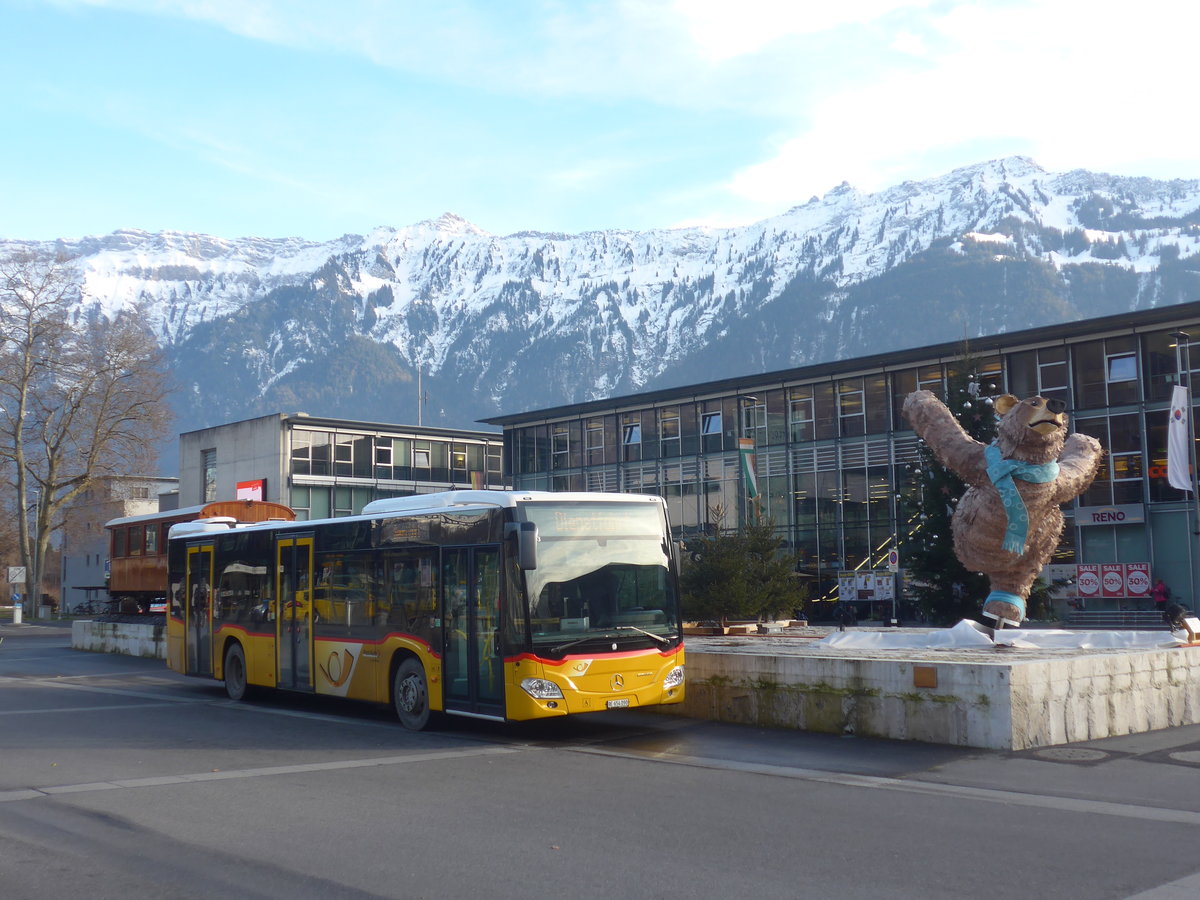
[1076,565,1101,598]
[1125,563,1151,597]
[1100,563,1126,598]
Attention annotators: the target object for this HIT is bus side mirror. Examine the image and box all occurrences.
[505,522,538,570]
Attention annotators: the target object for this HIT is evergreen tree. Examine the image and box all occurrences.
[681,508,808,625]
[899,349,1001,624]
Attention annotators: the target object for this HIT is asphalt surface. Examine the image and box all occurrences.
[2,621,1199,899]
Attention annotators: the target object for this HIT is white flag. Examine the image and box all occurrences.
[1168,385,1192,492]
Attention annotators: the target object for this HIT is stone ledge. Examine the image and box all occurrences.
[72,620,166,659]
[69,621,1200,750]
[661,644,1200,750]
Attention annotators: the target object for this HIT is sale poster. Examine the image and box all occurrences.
[1100,563,1126,598]
[1124,563,1151,597]
[1076,564,1101,598]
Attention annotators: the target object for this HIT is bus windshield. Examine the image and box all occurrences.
[519,501,679,654]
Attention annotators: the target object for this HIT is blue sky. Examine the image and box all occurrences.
[3,0,1197,241]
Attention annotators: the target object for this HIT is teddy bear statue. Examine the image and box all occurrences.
[902,390,1104,627]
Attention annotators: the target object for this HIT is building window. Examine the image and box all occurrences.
[917,364,944,395]
[1075,338,1139,409]
[375,439,394,479]
[789,387,814,442]
[622,414,641,462]
[1037,347,1069,404]
[334,435,354,477]
[659,408,680,458]
[1076,414,1144,506]
[838,378,865,436]
[741,398,766,451]
[201,448,216,502]
[292,430,334,476]
[585,419,605,465]
[1108,353,1137,383]
[701,412,722,435]
[487,445,502,483]
[451,443,469,483]
[552,425,569,470]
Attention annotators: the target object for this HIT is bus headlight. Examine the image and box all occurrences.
[663,665,685,689]
[520,677,564,699]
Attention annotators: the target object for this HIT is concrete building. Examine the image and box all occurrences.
[177,413,504,517]
[484,301,1200,615]
[60,475,179,613]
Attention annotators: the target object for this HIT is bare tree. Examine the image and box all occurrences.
[0,253,173,617]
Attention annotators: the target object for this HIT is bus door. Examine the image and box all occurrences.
[442,546,504,718]
[184,543,214,677]
[276,535,314,692]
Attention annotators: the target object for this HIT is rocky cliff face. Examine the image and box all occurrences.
[5,156,1199,434]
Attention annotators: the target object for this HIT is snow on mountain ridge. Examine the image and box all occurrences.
[4,157,1200,419]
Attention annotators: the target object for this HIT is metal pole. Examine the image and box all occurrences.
[1171,331,1200,600]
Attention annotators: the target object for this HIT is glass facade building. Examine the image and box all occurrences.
[179,413,505,518]
[485,302,1200,611]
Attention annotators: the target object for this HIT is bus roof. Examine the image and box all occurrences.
[166,491,667,541]
[360,490,666,516]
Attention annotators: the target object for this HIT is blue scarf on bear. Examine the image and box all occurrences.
[984,442,1059,554]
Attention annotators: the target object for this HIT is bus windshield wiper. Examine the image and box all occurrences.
[614,625,670,644]
[549,634,615,654]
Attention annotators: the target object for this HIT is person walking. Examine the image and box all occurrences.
[1152,578,1170,610]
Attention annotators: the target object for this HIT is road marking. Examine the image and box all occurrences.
[0,676,214,704]
[0,746,521,804]
[1123,870,1200,898]
[0,702,184,716]
[572,748,1200,827]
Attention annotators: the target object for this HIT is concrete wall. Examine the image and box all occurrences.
[72,620,166,659]
[664,647,1200,750]
[178,413,287,506]
[72,621,1200,750]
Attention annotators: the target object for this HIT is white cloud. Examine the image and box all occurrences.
[40,0,1200,232]
[722,0,1200,214]
[671,0,932,60]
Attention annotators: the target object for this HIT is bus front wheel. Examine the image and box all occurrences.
[224,643,249,702]
[393,658,431,730]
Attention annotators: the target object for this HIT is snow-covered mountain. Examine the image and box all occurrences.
[5,156,1200,436]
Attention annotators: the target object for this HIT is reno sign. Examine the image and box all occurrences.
[1077,504,1145,526]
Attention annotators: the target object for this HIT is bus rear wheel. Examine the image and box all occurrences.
[224,643,249,702]
[393,658,431,730]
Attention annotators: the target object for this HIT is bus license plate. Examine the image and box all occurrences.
[607,698,630,709]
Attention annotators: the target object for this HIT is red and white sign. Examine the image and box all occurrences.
[1076,565,1101,598]
[1101,563,1126,598]
[236,478,265,501]
[1125,563,1151,597]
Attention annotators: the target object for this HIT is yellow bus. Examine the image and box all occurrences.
[166,490,685,728]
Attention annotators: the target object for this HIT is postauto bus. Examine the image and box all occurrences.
[166,490,685,728]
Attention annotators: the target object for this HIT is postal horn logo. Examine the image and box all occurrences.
[319,648,355,687]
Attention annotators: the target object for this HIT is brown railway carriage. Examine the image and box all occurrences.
[106,500,295,612]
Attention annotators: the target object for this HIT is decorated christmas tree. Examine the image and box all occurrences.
[900,350,1000,624]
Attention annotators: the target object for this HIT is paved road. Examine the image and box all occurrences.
[2,623,1199,899]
